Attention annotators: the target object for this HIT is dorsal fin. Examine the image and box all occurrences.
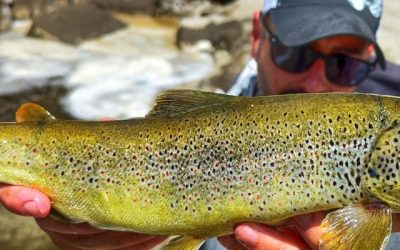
[146,90,237,118]
[16,103,56,123]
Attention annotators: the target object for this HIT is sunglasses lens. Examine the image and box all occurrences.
[271,42,316,73]
[326,55,371,86]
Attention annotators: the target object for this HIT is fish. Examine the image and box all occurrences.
[0,90,400,250]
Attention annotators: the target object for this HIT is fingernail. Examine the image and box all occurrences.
[235,225,258,248]
[22,200,42,216]
[23,197,47,217]
[18,190,48,217]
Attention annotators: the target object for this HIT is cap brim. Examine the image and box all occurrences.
[269,5,386,69]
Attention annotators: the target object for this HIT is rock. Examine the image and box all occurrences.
[12,0,70,19]
[28,4,126,44]
[0,0,13,32]
[177,19,244,52]
[90,0,157,15]
[211,0,236,4]
[157,0,212,16]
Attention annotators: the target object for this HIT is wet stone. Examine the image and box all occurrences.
[0,0,13,32]
[90,0,157,15]
[28,3,126,44]
[177,20,243,52]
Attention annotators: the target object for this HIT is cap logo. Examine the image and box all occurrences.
[347,0,382,18]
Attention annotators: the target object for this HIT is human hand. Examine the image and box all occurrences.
[36,218,168,250]
[0,184,167,250]
[219,212,400,250]
[0,184,51,217]
[219,212,323,250]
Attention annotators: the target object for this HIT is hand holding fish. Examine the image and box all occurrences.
[0,183,320,250]
[0,184,168,250]
[219,212,324,250]
[0,182,321,250]
[0,184,50,217]
[221,213,400,250]
[36,217,168,250]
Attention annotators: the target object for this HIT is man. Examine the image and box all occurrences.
[1,0,400,249]
[219,1,400,249]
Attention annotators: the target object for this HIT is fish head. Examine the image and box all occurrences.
[363,124,400,211]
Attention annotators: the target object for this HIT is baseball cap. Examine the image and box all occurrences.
[262,0,386,69]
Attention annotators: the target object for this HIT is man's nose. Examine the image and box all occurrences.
[300,59,331,93]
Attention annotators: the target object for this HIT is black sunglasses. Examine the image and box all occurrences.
[260,13,376,86]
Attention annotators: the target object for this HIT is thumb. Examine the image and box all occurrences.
[235,223,309,250]
[0,184,51,218]
[292,212,325,250]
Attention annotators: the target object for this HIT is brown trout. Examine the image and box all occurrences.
[0,90,400,250]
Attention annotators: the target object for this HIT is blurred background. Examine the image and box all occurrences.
[0,0,399,249]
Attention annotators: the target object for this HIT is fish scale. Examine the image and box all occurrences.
[0,91,400,249]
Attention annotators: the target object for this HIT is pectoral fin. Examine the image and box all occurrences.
[320,204,392,250]
[161,235,204,250]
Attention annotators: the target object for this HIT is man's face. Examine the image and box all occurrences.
[252,14,372,95]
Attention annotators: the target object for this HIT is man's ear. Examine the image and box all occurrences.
[251,11,262,58]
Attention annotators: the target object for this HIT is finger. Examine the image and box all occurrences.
[119,236,167,250]
[292,212,325,249]
[50,236,82,250]
[218,234,247,250]
[235,223,309,250]
[50,234,167,250]
[0,184,51,217]
[46,230,162,250]
[36,217,106,235]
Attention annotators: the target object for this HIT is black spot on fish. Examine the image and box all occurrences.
[355,176,361,186]
[368,168,379,179]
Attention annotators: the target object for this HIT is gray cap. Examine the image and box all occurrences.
[262,0,386,69]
